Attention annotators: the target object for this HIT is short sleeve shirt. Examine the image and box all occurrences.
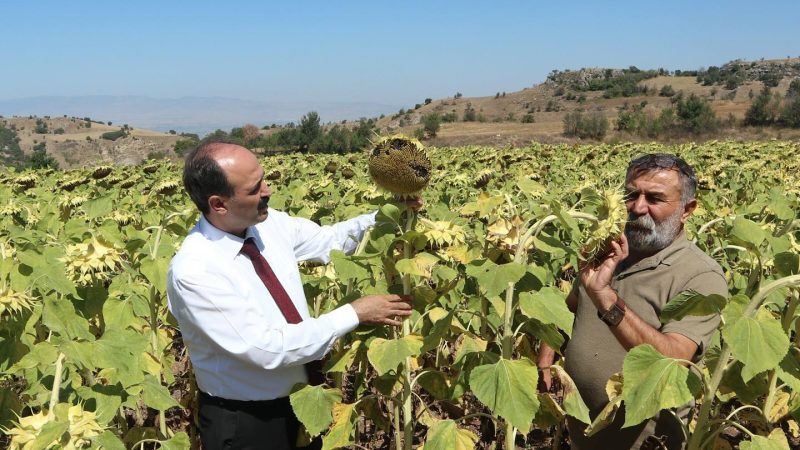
[564,232,727,449]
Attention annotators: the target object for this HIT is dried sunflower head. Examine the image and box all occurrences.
[419,218,467,248]
[368,135,431,196]
[581,187,627,266]
[61,236,123,285]
[0,284,35,317]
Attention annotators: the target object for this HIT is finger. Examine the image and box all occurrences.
[618,233,629,256]
[392,308,413,316]
[382,318,403,326]
[389,295,413,303]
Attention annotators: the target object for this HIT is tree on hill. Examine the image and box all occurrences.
[0,122,27,169]
[28,143,59,170]
[676,94,718,133]
[744,87,781,126]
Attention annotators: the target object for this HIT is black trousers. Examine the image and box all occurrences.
[198,391,322,450]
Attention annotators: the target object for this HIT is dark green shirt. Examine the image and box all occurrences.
[564,232,727,449]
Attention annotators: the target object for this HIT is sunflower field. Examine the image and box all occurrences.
[1,140,799,449]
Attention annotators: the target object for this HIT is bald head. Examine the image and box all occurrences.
[182,140,245,215]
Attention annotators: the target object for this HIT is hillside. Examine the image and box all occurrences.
[0,115,180,168]
[370,57,800,146]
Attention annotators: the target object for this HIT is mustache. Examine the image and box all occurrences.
[625,213,655,232]
[258,196,270,209]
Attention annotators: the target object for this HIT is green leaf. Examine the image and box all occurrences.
[290,384,342,437]
[0,387,22,429]
[91,430,127,450]
[584,396,622,437]
[330,250,371,282]
[768,190,794,221]
[660,290,727,323]
[423,419,478,450]
[11,341,58,372]
[321,403,357,450]
[139,374,179,411]
[551,366,591,424]
[740,429,791,450]
[723,308,790,382]
[422,309,454,353]
[94,329,146,374]
[469,358,540,431]
[83,195,114,219]
[774,252,799,277]
[377,203,401,225]
[30,420,69,450]
[416,371,451,400]
[76,384,125,425]
[519,287,573,335]
[139,256,169,294]
[325,340,362,373]
[159,432,191,450]
[43,297,93,341]
[367,335,423,375]
[620,344,694,428]
[454,334,487,363]
[466,260,526,298]
[395,252,439,278]
[731,217,766,247]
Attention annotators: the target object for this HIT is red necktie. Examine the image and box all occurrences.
[241,237,324,385]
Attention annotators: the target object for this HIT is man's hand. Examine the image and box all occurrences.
[351,294,413,326]
[580,234,629,311]
[396,195,424,211]
[536,343,556,392]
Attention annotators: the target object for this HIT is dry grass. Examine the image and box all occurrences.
[2,116,180,168]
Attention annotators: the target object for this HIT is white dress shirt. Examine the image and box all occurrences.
[167,208,376,401]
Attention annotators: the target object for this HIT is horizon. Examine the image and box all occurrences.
[1,0,798,130]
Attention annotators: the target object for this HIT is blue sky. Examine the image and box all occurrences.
[2,1,798,106]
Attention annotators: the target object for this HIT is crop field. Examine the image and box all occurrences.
[1,141,800,449]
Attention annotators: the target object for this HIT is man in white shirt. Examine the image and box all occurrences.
[167,141,413,450]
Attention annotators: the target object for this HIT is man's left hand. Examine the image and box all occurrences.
[397,196,423,211]
[580,233,629,311]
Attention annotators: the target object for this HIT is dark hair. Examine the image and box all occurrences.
[626,153,697,203]
[182,140,238,215]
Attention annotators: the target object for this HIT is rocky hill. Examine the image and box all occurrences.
[0,115,180,169]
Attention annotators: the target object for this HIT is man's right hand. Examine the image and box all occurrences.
[537,342,556,392]
[351,294,413,326]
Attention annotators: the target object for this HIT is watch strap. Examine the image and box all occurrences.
[597,295,627,326]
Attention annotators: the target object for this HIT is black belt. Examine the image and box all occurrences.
[198,391,291,412]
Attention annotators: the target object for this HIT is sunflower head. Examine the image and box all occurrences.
[368,135,431,196]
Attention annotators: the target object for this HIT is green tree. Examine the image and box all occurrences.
[780,95,800,128]
[676,94,718,133]
[421,112,441,138]
[744,87,780,126]
[298,111,322,150]
[28,143,59,170]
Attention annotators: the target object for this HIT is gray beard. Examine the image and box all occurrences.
[624,207,683,254]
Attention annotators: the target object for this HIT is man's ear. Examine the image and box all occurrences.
[208,195,227,215]
[680,198,697,224]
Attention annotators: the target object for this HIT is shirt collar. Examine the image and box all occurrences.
[618,231,690,277]
[198,215,266,260]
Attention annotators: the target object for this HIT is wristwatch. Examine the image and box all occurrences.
[597,295,627,326]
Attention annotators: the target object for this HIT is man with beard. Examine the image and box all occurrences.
[537,153,727,449]
[167,141,416,450]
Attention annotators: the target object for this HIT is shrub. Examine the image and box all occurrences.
[54,127,65,134]
[173,138,199,156]
[101,130,127,141]
[34,119,48,134]
[463,103,477,122]
[441,111,458,123]
[424,98,432,105]
[676,94,718,133]
[563,111,608,140]
[780,95,800,128]
[659,85,675,97]
[521,113,535,123]
[744,87,781,126]
[421,112,441,138]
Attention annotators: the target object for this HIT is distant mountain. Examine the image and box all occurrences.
[0,96,401,136]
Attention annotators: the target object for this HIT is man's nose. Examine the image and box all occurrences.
[261,183,272,197]
[628,195,648,215]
